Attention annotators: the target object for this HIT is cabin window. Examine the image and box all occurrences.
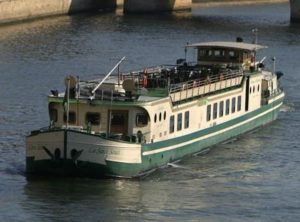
[257,84,260,92]
[86,112,100,125]
[229,51,236,58]
[237,96,242,111]
[63,111,76,124]
[199,50,206,56]
[207,105,212,121]
[154,114,157,123]
[213,103,218,119]
[169,115,175,134]
[219,101,224,117]
[225,99,230,115]
[164,111,166,120]
[214,50,221,57]
[232,97,236,113]
[177,113,182,131]
[253,86,255,93]
[208,50,213,56]
[184,111,190,129]
[214,50,225,57]
[136,113,148,127]
[49,108,58,122]
[159,112,162,122]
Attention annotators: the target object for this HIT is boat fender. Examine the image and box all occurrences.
[54,148,61,160]
[137,130,143,143]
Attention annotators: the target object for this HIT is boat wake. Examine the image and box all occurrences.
[167,162,189,169]
[280,103,296,112]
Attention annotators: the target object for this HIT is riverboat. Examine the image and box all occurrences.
[26,40,285,178]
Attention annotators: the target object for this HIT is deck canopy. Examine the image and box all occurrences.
[187,41,268,51]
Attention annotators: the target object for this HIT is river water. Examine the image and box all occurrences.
[0,2,300,221]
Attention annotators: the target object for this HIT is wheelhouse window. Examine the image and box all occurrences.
[86,112,100,125]
[169,115,175,134]
[219,101,224,117]
[64,111,76,124]
[237,96,242,111]
[232,97,236,113]
[225,99,230,115]
[213,103,218,119]
[207,105,212,121]
[177,113,182,131]
[229,51,236,59]
[184,111,189,129]
[136,113,148,127]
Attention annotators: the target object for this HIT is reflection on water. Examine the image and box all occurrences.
[1,2,300,221]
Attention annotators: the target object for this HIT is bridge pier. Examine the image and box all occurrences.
[290,0,300,22]
[123,0,192,13]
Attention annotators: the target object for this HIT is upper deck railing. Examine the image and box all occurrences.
[169,69,243,103]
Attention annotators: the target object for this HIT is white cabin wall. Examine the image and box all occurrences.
[248,74,263,111]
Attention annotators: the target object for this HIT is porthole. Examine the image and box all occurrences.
[159,112,162,121]
[154,114,157,123]
[164,111,166,120]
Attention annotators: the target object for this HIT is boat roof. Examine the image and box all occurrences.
[187,41,268,51]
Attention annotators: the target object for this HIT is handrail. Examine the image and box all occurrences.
[169,70,243,94]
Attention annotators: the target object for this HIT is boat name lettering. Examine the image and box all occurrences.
[88,147,120,155]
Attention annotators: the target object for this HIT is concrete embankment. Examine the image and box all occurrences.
[0,0,116,24]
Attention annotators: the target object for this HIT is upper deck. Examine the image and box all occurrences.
[50,41,267,105]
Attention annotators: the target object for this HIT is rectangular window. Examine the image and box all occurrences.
[184,111,189,129]
[177,113,182,131]
[213,103,218,119]
[199,50,206,56]
[237,96,242,111]
[86,112,100,125]
[207,105,211,121]
[136,113,148,127]
[170,115,175,133]
[214,50,221,57]
[225,99,230,115]
[232,97,236,113]
[219,101,224,117]
[64,111,76,124]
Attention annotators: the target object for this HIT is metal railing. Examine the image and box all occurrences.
[169,70,244,103]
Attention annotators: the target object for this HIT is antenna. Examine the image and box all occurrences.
[272,57,276,75]
[184,42,189,61]
[252,28,258,71]
[252,28,258,45]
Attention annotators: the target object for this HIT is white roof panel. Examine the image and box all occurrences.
[187,41,267,51]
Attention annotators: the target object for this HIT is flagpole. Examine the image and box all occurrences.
[66,76,70,129]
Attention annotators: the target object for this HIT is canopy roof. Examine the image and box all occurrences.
[187,41,268,51]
